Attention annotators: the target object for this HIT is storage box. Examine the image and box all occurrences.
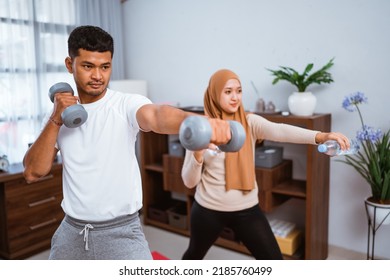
[167,202,187,229]
[275,229,303,256]
[169,140,185,157]
[270,219,296,238]
[255,146,283,168]
[148,202,173,224]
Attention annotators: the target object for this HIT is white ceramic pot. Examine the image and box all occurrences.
[287,92,317,116]
[365,198,390,226]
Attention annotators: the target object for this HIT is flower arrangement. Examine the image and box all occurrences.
[267,58,335,92]
[339,92,390,204]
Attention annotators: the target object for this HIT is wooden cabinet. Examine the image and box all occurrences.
[140,113,331,259]
[0,163,64,259]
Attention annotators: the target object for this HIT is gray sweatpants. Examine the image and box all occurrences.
[49,213,153,260]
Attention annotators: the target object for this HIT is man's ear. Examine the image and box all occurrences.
[65,57,73,73]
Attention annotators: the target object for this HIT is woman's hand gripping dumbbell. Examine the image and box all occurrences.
[179,115,246,152]
[48,82,88,128]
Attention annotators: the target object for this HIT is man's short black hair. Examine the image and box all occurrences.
[68,25,114,58]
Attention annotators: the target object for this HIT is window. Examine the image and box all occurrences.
[0,0,77,163]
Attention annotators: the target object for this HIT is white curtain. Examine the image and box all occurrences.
[76,0,125,80]
[0,0,124,164]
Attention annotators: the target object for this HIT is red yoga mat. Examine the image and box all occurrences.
[151,251,169,260]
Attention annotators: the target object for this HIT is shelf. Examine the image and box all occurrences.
[140,113,331,259]
[257,113,329,128]
[144,164,164,172]
[272,180,306,198]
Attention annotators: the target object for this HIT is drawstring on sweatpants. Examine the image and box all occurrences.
[79,224,94,250]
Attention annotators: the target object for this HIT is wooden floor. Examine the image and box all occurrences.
[24,222,367,260]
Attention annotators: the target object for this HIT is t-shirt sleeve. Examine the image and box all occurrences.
[126,94,153,130]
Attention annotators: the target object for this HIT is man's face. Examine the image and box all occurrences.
[65,49,112,103]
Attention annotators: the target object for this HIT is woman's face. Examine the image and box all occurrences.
[219,78,242,114]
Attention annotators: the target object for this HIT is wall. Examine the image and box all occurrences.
[122,0,390,258]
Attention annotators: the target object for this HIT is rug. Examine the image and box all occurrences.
[151,251,170,260]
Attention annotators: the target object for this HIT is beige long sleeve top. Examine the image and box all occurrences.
[181,113,319,212]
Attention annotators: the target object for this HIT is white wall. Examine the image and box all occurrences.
[122,0,390,259]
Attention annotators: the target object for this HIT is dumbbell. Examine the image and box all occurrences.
[179,116,246,152]
[49,82,88,128]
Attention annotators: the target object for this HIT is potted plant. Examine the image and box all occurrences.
[338,92,390,226]
[267,58,335,116]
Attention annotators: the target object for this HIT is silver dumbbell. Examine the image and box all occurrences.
[49,82,88,128]
[179,115,246,152]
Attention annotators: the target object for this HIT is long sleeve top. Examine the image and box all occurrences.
[181,113,319,212]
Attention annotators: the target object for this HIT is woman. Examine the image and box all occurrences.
[181,69,349,260]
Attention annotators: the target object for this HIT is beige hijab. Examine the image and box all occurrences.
[204,69,255,191]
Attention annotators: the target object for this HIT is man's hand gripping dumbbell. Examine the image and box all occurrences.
[48,82,88,128]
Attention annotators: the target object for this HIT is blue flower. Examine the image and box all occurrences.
[356,125,382,143]
[342,91,368,112]
[339,92,390,203]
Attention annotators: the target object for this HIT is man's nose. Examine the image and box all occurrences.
[91,68,102,79]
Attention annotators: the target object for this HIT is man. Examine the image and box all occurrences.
[23,25,230,259]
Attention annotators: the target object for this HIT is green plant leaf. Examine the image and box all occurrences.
[267,58,335,92]
[339,130,390,201]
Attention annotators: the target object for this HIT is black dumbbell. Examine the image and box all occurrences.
[179,116,246,152]
[48,82,88,128]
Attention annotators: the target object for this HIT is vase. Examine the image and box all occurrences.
[365,197,390,226]
[255,98,265,113]
[287,92,317,116]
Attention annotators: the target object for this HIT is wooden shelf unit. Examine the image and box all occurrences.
[0,162,64,259]
[140,113,331,259]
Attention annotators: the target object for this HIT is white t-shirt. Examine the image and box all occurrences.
[46,88,152,221]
